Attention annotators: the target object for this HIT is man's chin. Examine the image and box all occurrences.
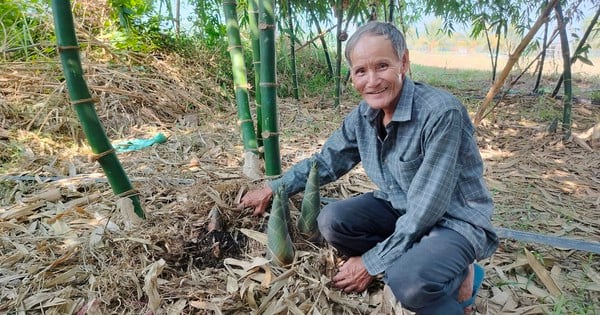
[365,100,389,110]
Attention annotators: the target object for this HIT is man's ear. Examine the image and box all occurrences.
[401,50,410,74]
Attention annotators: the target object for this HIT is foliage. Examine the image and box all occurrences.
[188,0,226,46]
[0,0,53,61]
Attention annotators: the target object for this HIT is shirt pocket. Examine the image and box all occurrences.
[391,155,424,192]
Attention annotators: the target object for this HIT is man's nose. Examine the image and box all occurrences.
[366,71,378,86]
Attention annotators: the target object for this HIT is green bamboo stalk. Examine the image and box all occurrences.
[285,0,299,100]
[554,3,572,140]
[333,0,343,108]
[551,5,600,98]
[267,185,294,266]
[248,0,263,150]
[258,0,281,176]
[51,0,144,218]
[309,8,333,79]
[223,0,259,157]
[298,161,320,237]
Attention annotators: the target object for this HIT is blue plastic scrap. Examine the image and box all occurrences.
[113,133,167,153]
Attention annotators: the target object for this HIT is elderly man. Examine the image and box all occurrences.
[240,22,498,314]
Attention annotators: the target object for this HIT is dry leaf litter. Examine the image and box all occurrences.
[1,33,600,315]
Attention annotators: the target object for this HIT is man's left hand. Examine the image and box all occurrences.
[332,256,374,293]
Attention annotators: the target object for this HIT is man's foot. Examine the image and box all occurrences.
[459,263,485,314]
[458,264,474,314]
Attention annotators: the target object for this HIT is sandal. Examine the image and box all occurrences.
[460,263,485,308]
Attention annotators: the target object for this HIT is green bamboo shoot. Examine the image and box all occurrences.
[267,184,294,266]
[298,161,320,237]
[51,0,144,218]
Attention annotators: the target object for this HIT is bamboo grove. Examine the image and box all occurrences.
[43,0,599,222]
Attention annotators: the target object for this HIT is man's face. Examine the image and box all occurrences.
[349,34,408,113]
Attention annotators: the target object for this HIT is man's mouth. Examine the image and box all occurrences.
[367,87,387,95]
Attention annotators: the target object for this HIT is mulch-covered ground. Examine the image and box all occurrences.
[1,46,599,315]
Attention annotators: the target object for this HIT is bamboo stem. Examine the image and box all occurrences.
[223,0,259,156]
[51,0,144,218]
[258,0,281,176]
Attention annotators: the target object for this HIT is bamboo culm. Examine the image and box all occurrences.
[555,3,572,139]
[51,0,144,218]
[248,0,263,150]
[258,0,281,176]
[223,0,259,156]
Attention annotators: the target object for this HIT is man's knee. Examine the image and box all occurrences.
[317,203,341,239]
[386,266,434,309]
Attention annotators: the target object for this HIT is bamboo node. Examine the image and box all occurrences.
[259,23,276,30]
[223,0,237,5]
[238,119,253,126]
[116,189,140,198]
[259,82,278,87]
[88,148,116,162]
[71,97,96,106]
[234,84,250,90]
[262,131,279,138]
[57,45,80,52]
[227,45,243,51]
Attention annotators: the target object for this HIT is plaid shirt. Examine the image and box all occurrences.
[271,78,499,275]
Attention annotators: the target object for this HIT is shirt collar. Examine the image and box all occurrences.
[362,77,415,123]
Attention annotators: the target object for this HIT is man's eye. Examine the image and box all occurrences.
[354,69,365,75]
[377,63,388,70]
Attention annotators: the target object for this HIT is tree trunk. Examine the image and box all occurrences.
[551,5,600,98]
[473,0,559,125]
[248,0,263,150]
[259,0,281,176]
[334,0,343,108]
[51,0,144,218]
[286,0,299,100]
[555,3,572,140]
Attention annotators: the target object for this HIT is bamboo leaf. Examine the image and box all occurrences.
[524,249,562,297]
[143,258,166,312]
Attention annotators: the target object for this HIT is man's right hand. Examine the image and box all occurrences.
[237,185,273,216]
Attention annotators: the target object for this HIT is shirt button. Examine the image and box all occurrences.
[389,185,393,189]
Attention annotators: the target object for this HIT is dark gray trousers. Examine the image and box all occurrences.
[317,193,476,315]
